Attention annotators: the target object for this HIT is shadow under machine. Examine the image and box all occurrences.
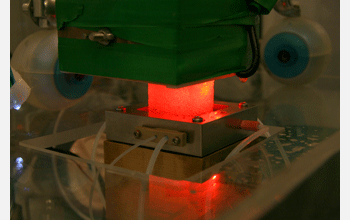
[11,0,296,219]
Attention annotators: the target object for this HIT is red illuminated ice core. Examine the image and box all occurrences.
[148,81,215,117]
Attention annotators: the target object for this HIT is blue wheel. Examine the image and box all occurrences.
[54,60,93,100]
[264,32,310,79]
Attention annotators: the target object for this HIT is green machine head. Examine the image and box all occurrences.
[55,0,278,86]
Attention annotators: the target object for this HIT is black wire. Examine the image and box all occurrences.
[235,25,260,79]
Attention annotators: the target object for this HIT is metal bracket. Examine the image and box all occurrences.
[86,29,115,46]
[22,0,56,28]
[134,126,187,147]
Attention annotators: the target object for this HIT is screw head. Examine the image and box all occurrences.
[116,106,126,112]
[133,130,141,138]
[238,102,248,108]
[172,137,180,146]
[192,116,203,123]
[22,3,30,12]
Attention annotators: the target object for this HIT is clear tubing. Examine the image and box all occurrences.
[139,136,168,220]
[110,135,157,166]
[91,122,106,163]
[53,109,66,134]
[257,118,271,138]
[138,180,147,220]
[89,168,101,220]
[145,136,169,175]
[257,118,291,168]
[260,145,274,178]
[52,108,92,220]
[225,126,270,161]
[89,132,157,220]
[52,157,92,220]
[91,122,107,209]
[274,136,291,168]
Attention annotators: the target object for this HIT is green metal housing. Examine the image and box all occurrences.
[56,0,277,86]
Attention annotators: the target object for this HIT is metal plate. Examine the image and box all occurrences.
[105,101,258,157]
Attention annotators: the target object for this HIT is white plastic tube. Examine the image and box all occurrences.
[52,109,92,220]
[225,126,270,161]
[145,136,169,175]
[53,109,66,134]
[110,135,157,166]
[91,122,106,163]
[138,136,168,220]
[89,168,101,220]
[52,157,91,220]
[257,118,271,138]
[91,122,107,209]
[257,118,291,168]
[274,136,291,168]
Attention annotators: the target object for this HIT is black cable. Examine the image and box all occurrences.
[235,25,260,78]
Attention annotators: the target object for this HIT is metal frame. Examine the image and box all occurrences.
[105,101,259,157]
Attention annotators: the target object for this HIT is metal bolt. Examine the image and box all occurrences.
[88,29,115,46]
[192,116,203,123]
[172,137,180,146]
[133,130,141,138]
[238,102,248,108]
[116,106,126,112]
[22,3,30,12]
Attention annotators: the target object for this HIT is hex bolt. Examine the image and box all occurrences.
[172,137,180,146]
[192,116,203,123]
[238,102,248,108]
[133,130,141,138]
[116,106,126,112]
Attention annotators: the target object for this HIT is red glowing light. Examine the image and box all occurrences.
[148,173,251,220]
[282,2,287,6]
[148,81,214,117]
[239,77,248,83]
[212,175,217,180]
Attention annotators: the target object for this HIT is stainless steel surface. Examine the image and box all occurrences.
[105,101,258,157]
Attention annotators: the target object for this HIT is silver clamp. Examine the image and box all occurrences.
[85,29,115,46]
[22,0,56,28]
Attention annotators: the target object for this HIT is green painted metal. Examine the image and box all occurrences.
[56,0,277,85]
